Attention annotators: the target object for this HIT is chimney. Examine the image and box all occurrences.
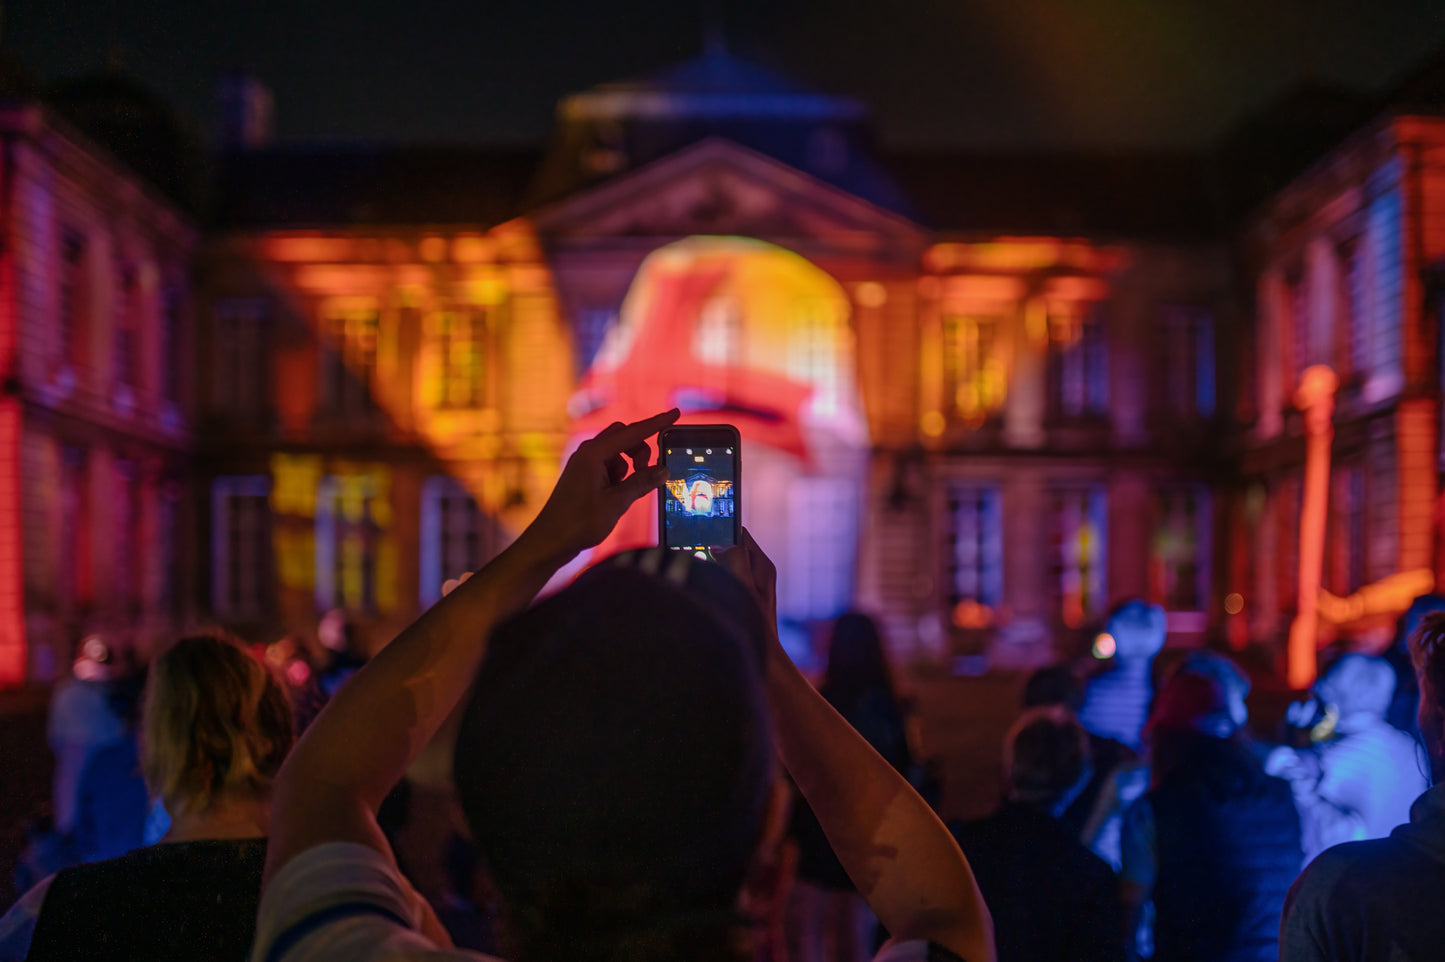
[217,70,274,150]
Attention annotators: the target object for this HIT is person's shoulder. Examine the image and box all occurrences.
[873,939,971,962]
[254,843,463,962]
[1291,837,1398,907]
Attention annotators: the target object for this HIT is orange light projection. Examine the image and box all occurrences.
[1288,365,1339,689]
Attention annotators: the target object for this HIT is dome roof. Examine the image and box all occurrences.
[560,47,865,123]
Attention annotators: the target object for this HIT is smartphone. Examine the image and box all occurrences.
[657,424,741,551]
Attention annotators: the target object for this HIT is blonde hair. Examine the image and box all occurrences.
[142,634,294,814]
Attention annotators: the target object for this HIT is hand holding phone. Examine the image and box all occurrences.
[657,424,741,550]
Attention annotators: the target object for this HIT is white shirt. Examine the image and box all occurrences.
[252,843,946,962]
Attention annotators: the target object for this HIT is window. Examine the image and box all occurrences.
[1287,271,1309,385]
[158,286,183,403]
[946,484,1003,621]
[320,308,380,414]
[1328,464,1367,596]
[1161,307,1216,417]
[114,461,143,612]
[211,476,272,618]
[213,299,269,420]
[1046,304,1108,419]
[435,309,490,408]
[942,314,1005,424]
[1342,239,1368,377]
[58,233,87,368]
[419,477,499,606]
[113,267,139,390]
[153,482,179,609]
[782,478,858,621]
[789,299,843,415]
[315,475,381,613]
[1150,486,1211,612]
[1050,485,1108,627]
[59,446,90,609]
[1275,476,1302,619]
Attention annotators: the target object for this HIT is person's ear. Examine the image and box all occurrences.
[740,778,797,959]
[740,777,793,911]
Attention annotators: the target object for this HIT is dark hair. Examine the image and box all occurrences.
[1023,666,1084,712]
[1411,611,1445,779]
[820,612,896,717]
[497,879,748,962]
[1006,706,1090,807]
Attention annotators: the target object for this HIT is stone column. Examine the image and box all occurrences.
[1288,365,1339,689]
[1004,296,1047,449]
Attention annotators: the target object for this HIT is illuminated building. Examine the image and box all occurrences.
[5,47,1445,686]
[197,51,1237,668]
[0,81,197,685]
[1226,104,1445,681]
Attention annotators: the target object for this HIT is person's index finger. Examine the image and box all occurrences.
[594,408,679,456]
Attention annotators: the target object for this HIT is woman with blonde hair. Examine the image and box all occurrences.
[0,633,294,962]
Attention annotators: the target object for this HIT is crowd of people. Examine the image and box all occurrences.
[0,408,1441,962]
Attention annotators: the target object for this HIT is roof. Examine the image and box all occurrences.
[559,47,865,123]
[210,146,540,229]
[884,150,1224,240]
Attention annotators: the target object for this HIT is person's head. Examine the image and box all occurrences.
[820,612,894,713]
[1413,612,1445,780]
[1022,665,1085,713]
[1315,653,1396,723]
[1401,594,1445,648]
[1004,706,1091,815]
[317,609,353,654]
[1146,669,1235,740]
[1105,599,1167,662]
[1171,650,1250,731]
[141,634,294,817]
[452,551,779,962]
[1144,669,1243,786]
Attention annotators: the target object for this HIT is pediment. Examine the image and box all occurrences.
[531,137,927,250]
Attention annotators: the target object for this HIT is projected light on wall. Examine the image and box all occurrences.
[568,236,871,630]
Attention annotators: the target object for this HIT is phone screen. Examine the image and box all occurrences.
[660,437,738,549]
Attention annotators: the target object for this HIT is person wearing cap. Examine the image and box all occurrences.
[1119,670,1301,962]
[1266,653,1428,866]
[250,409,994,962]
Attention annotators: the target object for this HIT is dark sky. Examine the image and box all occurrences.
[6,0,1445,149]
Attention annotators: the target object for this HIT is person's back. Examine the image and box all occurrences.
[1282,792,1445,961]
[26,838,266,962]
[1282,612,1445,962]
[953,803,1119,962]
[1146,734,1300,962]
[0,634,293,962]
[70,735,149,862]
[952,706,1122,962]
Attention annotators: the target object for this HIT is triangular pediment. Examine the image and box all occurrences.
[530,137,927,250]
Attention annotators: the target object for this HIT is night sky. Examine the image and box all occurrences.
[6,0,1445,149]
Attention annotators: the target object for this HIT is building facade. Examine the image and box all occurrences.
[1226,113,1445,674]
[196,55,1243,668]
[0,101,196,685]
[3,51,1443,685]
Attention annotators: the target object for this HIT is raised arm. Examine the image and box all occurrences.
[264,410,678,884]
[718,530,995,962]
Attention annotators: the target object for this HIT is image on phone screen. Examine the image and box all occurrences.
[661,444,737,549]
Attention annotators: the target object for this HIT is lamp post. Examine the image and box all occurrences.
[1288,365,1339,689]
